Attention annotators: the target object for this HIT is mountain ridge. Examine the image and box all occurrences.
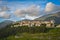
[35,12,60,25]
[0,20,14,28]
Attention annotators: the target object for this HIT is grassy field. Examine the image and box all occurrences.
[0,25,60,40]
[1,28,60,40]
[5,33,60,40]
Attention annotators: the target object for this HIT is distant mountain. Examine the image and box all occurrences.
[35,12,60,24]
[0,20,14,28]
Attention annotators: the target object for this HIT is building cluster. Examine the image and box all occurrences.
[11,20,55,27]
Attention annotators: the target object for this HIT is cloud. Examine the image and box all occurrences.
[45,2,56,12]
[45,2,60,13]
[0,6,10,19]
[26,5,40,16]
[0,11,10,19]
[14,4,40,18]
[1,6,9,11]
[14,9,26,17]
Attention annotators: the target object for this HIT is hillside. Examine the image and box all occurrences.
[35,12,60,24]
[0,20,14,28]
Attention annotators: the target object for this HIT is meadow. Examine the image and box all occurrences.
[0,26,60,40]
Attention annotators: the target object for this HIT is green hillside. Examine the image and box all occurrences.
[0,26,60,40]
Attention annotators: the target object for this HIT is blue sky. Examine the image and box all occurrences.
[0,0,60,22]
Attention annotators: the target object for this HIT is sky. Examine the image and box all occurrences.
[0,0,60,22]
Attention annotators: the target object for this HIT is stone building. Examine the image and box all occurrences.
[19,20,41,27]
[12,20,55,27]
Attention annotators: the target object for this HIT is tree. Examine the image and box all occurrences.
[39,24,47,33]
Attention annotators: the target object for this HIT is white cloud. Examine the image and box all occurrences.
[0,11,10,19]
[45,2,56,12]
[0,6,10,19]
[1,6,9,11]
[25,15,38,20]
[14,4,40,18]
[26,5,40,16]
[45,2,60,13]
[0,1,10,19]
[14,9,26,17]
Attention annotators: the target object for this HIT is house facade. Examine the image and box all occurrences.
[12,20,55,27]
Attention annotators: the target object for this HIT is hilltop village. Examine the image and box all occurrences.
[11,20,55,27]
